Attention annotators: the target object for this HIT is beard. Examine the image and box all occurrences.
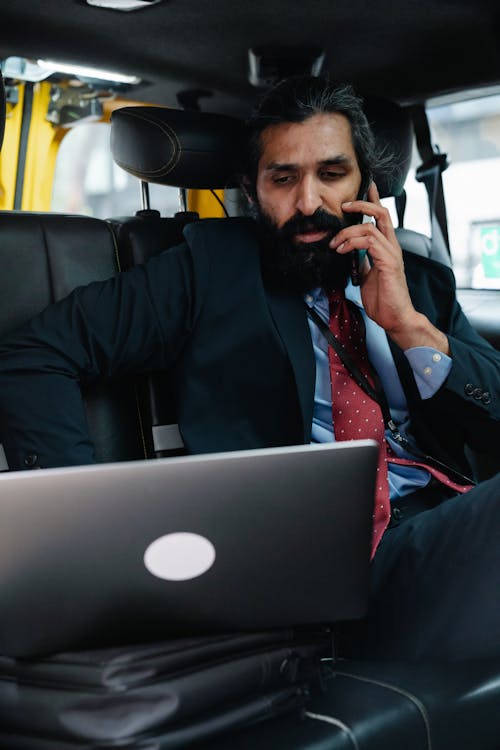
[254,204,363,293]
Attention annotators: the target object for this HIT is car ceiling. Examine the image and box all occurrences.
[1,0,500,118]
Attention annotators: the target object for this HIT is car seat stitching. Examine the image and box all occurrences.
[40,219,55,302]
[116,110,181,176]
[105,221,122,273]
[133,381,149,459]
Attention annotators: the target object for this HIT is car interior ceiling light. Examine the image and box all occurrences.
[84,0,163,11]
[36,60,141,85]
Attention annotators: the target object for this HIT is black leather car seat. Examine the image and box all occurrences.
[107,105,245,458]
[109,211,201,457]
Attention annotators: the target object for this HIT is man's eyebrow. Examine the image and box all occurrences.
[264,155,354,171]
[264,162,296,172]
[319,155,354,167]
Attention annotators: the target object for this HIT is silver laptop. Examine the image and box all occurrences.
[0,440,378,657]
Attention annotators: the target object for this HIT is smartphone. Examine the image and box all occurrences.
[350,213,372,285]
[350,190,371,286]
[350,249,362,286]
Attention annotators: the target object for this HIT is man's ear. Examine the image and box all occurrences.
[238,176,260,220]
[240,176,255,205]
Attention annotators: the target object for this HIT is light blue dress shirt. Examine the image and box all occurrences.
[304,284,452,500]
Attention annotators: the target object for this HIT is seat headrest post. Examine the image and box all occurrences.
[140,181,151,211]
[179,188,187,213]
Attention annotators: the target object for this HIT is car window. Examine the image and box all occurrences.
[51,121,181,218]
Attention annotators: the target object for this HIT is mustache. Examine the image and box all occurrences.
[278,208,347,240]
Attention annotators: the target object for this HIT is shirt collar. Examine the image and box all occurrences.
[303,280,363,310]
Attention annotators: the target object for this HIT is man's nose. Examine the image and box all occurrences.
[295,176,322,216]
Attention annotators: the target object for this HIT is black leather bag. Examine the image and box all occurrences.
[0,630,329,749]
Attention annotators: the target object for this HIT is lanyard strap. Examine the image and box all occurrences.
[306,304,395,430]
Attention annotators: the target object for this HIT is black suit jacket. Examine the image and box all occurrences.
[0,218,499,472]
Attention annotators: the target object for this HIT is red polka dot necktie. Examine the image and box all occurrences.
[327,289,473,558]
[327,289,391,556]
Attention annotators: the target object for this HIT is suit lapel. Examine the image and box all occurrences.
[265,286,315,443]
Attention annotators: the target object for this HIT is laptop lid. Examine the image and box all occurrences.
[0,440,378,657]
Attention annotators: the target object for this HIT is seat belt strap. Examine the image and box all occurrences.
[395,190,407,228]
[0,443,9,471]
[411,104,451,254]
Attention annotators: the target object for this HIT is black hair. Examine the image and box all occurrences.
[243,75,389,200]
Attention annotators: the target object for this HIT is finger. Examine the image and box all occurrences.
[330,222,390,250]
[331,232,403,273]
[341,199,384,220]
[367,181,381,204]
[332,234,390,256]
[342,200,397,241]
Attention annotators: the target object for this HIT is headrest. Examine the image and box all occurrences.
[0,69,6,152]
[111,107,245,189]
[364,97,413,199]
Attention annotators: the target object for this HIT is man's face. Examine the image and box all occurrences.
[256,113,362,235]
[253,113,364,290]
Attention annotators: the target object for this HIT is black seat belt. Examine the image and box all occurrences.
[410,104,451,255]
[395,190,407,229]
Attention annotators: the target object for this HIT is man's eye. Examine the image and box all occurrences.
[322,171,344,180]
[272,174,295,185]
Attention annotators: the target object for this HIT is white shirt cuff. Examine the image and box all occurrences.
[404,346,452,399]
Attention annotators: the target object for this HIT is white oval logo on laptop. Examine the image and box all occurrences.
[143,532,216,581]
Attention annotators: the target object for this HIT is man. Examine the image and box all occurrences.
[0,76,499,661]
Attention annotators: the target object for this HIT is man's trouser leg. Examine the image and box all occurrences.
[339,471,500,662]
